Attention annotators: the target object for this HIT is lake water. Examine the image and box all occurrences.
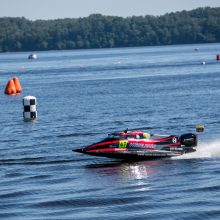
[1,43,220,219]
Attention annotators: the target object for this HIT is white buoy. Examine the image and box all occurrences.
[23,96,37,120]
[28,53,37,59]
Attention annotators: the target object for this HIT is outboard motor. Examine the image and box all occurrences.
[179,133,197,147]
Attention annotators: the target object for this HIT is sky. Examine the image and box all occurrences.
[0,0,220,20]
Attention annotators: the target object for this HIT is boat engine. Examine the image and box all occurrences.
[179,133,197,148]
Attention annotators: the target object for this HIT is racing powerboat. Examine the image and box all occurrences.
[73,129,198,160]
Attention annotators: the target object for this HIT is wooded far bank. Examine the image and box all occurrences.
[0,7,220,52]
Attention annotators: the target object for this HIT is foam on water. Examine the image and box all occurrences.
[174,140,220,160]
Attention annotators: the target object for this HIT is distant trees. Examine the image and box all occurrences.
[0,7,220,52]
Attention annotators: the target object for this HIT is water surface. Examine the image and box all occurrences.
[1,44,220,219]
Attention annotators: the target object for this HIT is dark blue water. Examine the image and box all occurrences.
[1,44,220,219]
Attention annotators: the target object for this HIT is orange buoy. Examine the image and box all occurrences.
[13,77,22,93]
[4,79,17,95]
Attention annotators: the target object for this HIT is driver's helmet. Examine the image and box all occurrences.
[143,133,150,138]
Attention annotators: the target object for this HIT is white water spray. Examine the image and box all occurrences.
[174,139,220,160]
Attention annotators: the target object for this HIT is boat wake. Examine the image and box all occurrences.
[174,139,220,160]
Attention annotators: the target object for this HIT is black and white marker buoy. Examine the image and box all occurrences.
[23,96,37,120]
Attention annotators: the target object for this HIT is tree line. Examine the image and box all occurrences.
[0,7,220,52]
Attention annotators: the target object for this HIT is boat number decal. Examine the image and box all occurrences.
[172,137,177,143]
[119,140,128,148]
